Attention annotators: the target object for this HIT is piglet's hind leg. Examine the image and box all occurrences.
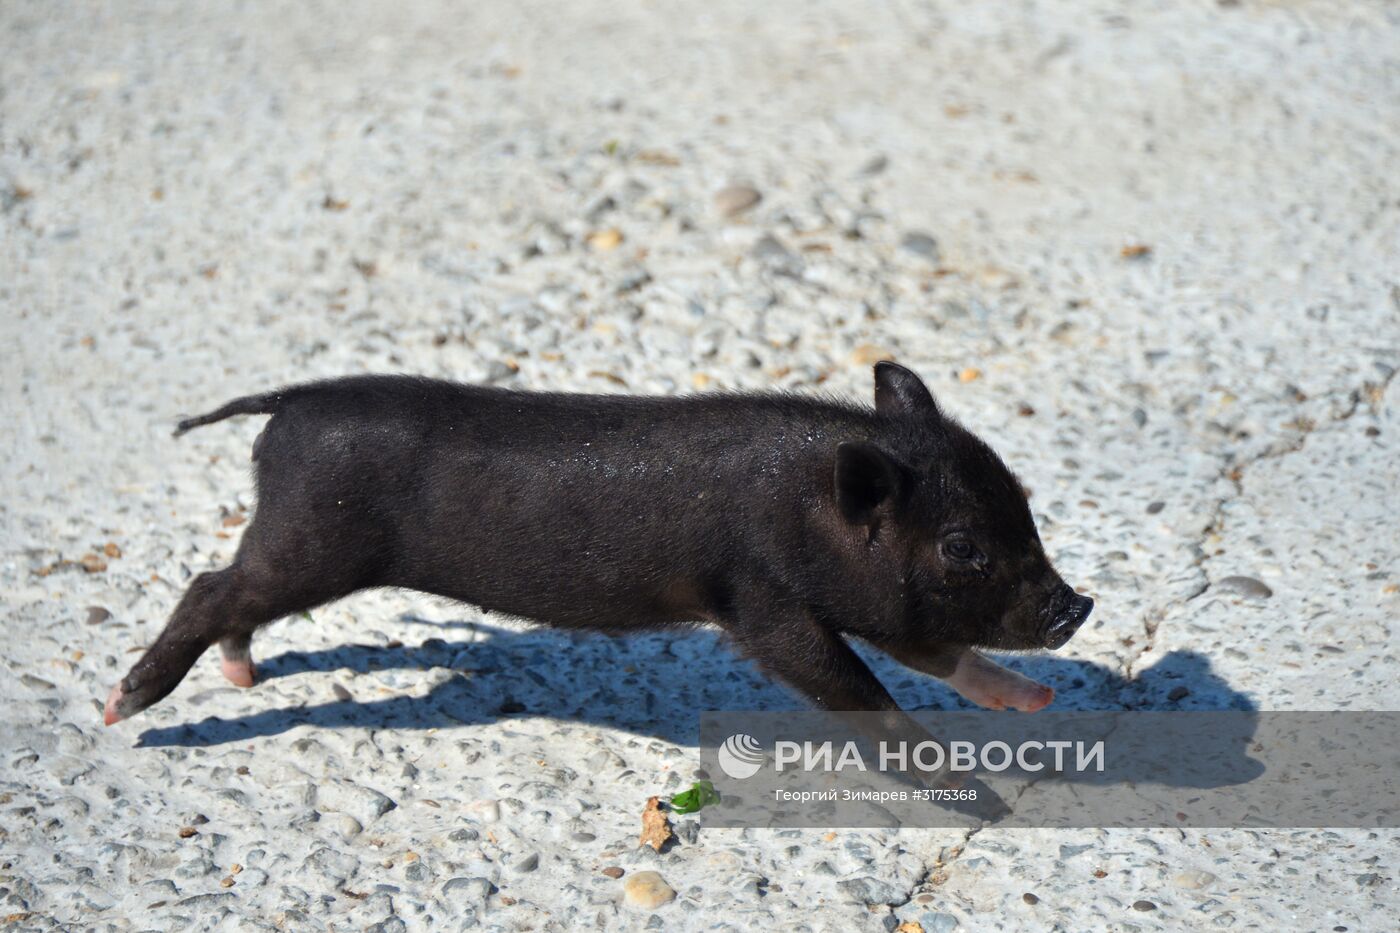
[104,561,331,724]
[219,632,257,688]
[106,568,246,724]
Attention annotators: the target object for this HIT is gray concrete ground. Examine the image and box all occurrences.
[2,1,1398,929]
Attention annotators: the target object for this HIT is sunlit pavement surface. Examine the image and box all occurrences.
[2,2,1397,929]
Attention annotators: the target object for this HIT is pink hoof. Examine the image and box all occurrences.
[103,684,124,726]
[220,656,256,688]
[1017,684,1055,713]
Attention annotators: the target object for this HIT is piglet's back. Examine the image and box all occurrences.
[246,375,876,625]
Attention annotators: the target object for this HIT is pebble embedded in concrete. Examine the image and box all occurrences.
[623,871,677,909]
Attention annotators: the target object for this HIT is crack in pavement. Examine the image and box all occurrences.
[1122,367,1396,683]
[914,366,1397,901]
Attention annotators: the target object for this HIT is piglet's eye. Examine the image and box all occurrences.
[943,537,977,561]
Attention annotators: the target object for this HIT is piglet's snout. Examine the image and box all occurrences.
[1042,585,1094,649]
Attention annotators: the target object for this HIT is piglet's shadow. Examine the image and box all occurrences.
[134,617,1254,750]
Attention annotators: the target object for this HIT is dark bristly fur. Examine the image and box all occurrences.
[106,363,1092,724]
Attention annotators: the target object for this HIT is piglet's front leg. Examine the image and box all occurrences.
[890,645,1055,713]
[727,608,1012,819]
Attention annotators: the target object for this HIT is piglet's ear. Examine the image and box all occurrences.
[873,361,939,418]
[834,441,903,525]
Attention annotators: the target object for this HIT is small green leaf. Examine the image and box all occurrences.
[669,779,719,815]
[300,611,314,622]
